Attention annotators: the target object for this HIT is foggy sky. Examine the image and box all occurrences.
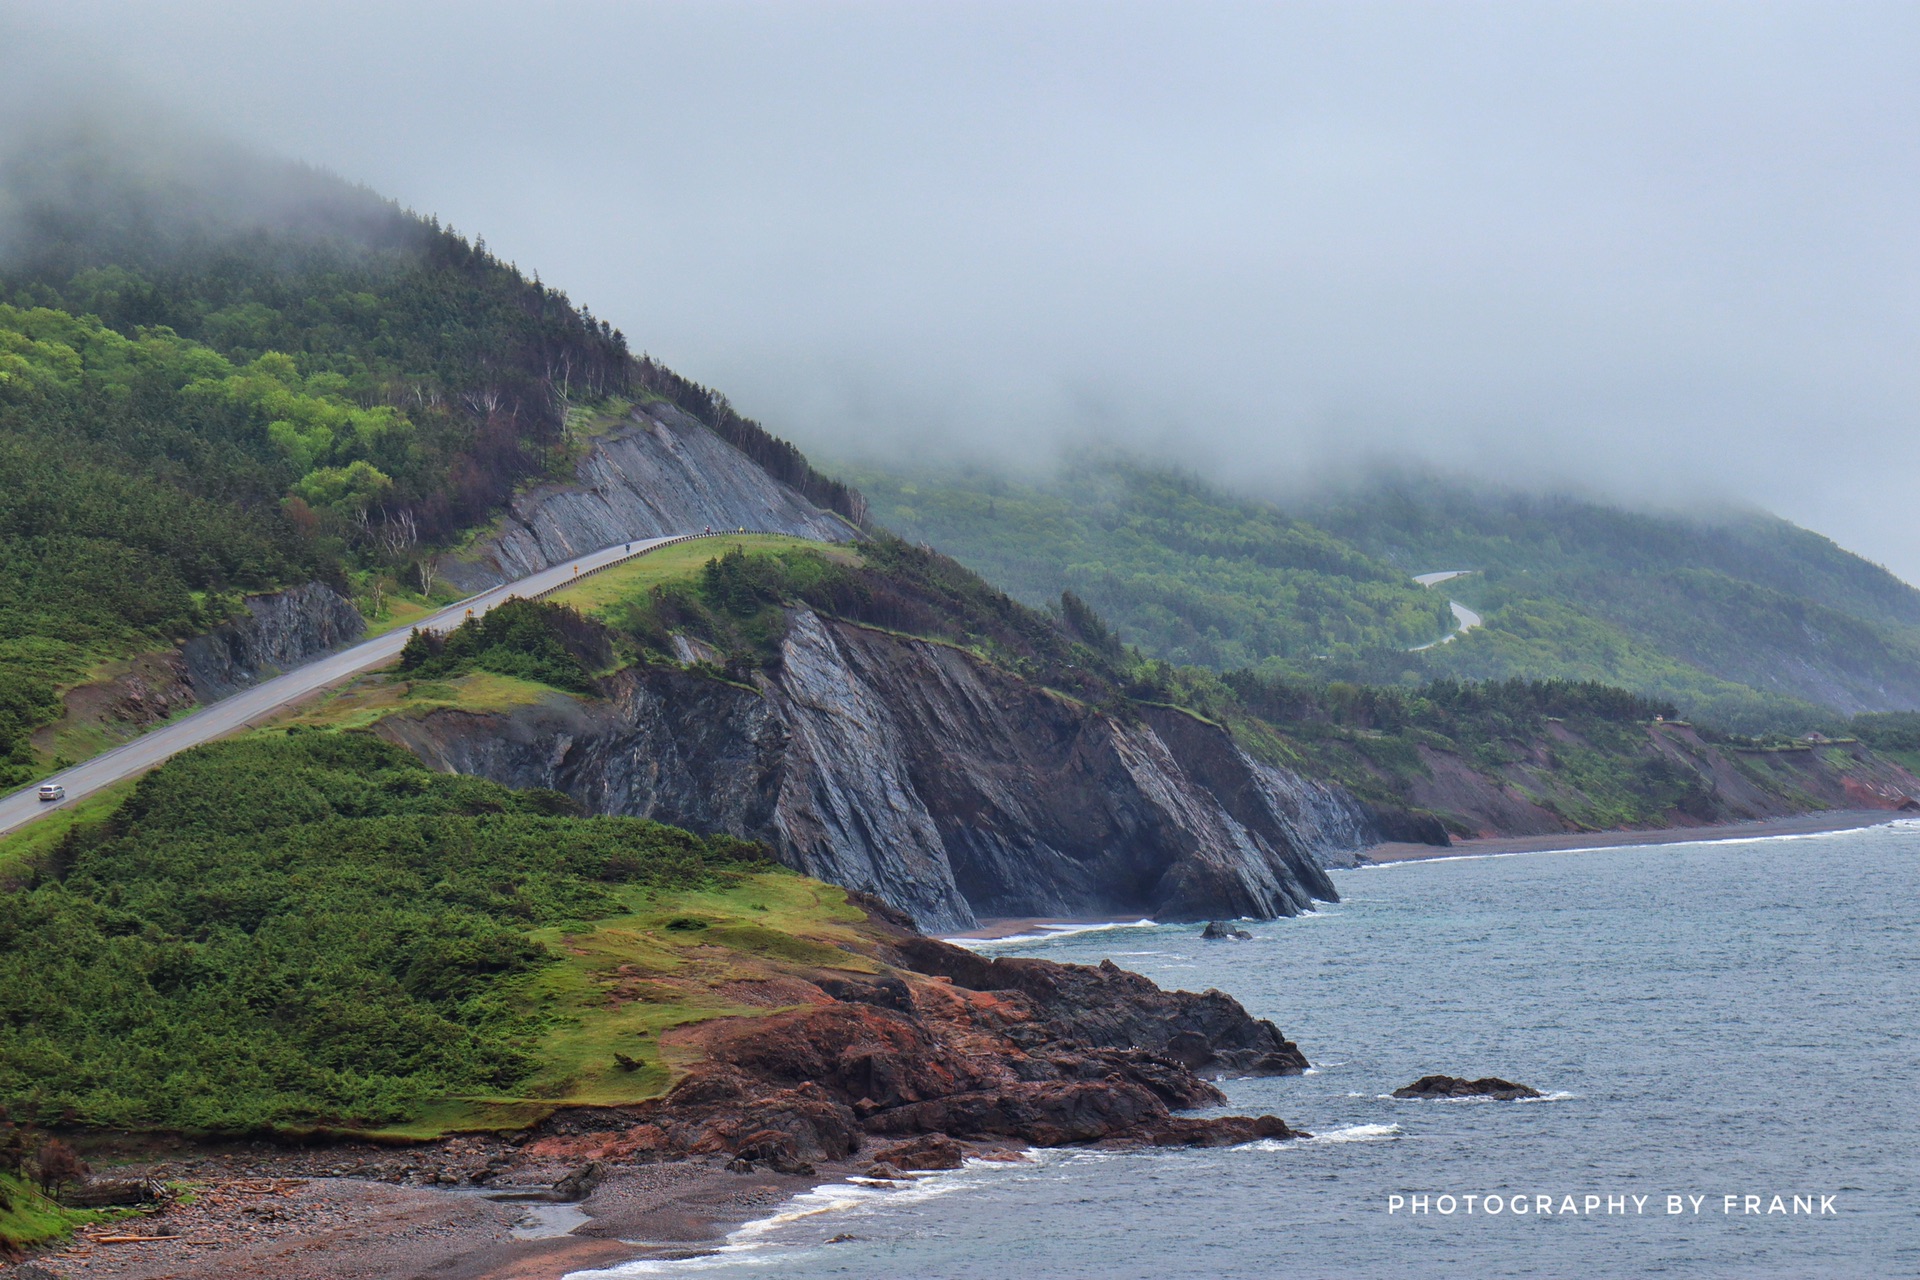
[10,2,1920,581]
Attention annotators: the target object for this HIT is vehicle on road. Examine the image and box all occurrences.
[37,783,64,802]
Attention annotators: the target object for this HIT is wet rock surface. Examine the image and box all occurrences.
[1392,1075,1545,1100]
[1201,921,1253,940]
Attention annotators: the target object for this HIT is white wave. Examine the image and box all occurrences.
[1360,817,1916,871]
[566,1156,1039,1277]
[1241,1123,1404,1152]
[1308,1123,1405,1145]
[949,919,1160,948]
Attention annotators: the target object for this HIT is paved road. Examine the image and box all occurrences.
[0,531,744,838]
[1409,569,1485,651]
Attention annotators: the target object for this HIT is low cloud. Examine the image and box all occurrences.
[8,2,1920,577]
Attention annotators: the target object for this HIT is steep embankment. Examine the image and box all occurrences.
[383,607,1366,932]
[440,402,855,592]
[31,582,366,766]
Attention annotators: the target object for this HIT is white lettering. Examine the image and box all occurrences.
[1769,1196,1786,1215]
[1584,1195,1600,1215]
[1388,1195,1404,1214]
[1724,1195,1739,1215]
[1561,1196,1579,1215]
[1745,1195,1761,1215]
[1537,1195,1553,1214]
[1632,1195,1648,1214]
[1412,1195,1429,1215]
[1608,1195,1625,1215]
[1463,1195,1479,1214]
[1794,1196,1811,1215]
[1690,1195,1705,1214]
[1438,1196,1457,1215]
[1668,1195,1684,1215]
[1821,1195,1837,1215]
[1486,1195,1505,1215]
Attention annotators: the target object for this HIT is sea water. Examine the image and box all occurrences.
[576,821,1920,1278]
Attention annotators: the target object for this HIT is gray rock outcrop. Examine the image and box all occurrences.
[381,609,1372,932]
[440,403,855,591]
[180,583,365,702]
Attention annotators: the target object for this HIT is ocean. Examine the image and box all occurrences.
[576,821,1920,1279]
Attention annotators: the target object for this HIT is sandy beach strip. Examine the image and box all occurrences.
[1361,807,1910,864]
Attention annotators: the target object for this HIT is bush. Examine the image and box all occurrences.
[0,733,765,1131]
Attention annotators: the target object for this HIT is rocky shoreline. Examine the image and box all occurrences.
[9,903,1309,1279]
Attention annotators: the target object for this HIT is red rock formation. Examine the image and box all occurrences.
[524,916,1307,1173]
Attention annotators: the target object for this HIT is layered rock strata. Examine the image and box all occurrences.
[384,610,1378,931]
[179,582,366,701]
[439,403,854,592]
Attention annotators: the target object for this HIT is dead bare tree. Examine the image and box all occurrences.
[463,386,505,417]
[377,508,419,559]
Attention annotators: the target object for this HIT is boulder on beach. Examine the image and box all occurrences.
[1201,920,1252,940]
[1392,1075,1543,1100]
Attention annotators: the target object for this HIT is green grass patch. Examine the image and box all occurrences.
[361,593,441,640]
[0,777,139,875]
[547,535,856,618]
[283,670,561,733]
[0,1170,110,1251]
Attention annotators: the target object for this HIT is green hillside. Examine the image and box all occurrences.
[844,457,1454,668]
[0,126,845,787]
[849,456,1920,732]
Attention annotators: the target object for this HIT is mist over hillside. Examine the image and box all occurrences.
[850,453,1920,731]
[7,4,1920,585]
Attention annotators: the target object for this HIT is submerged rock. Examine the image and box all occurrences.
[1392,1075,1544,1100]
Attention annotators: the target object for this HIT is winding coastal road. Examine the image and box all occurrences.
[0,531,743,839]
[1409,569,1484,651]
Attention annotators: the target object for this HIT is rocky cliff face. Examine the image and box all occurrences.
[179,583,365,702]
[441,403,855,591]
[382,609,1375,932]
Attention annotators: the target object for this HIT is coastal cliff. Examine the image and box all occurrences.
[440,402,855,592]
[382,609,1371,932]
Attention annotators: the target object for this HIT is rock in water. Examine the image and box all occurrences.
[1392,1075,1544,1100]
[1201,921,1252,940]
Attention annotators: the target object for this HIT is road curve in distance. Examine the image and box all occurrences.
[1408,569,1483,651]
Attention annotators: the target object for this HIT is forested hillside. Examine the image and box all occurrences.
[0,125,848,786]
[845,458,1454,668]
[850,456,1920,732]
